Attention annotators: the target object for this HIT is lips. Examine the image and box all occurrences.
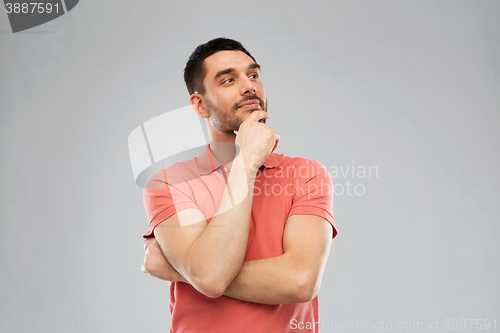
[239,100,260,109]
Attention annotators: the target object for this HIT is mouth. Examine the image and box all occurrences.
[238,100,260,109]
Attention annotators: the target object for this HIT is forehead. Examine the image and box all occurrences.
[203,50,256,79]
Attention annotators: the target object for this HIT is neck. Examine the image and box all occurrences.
[205,119,238,164]
[209,141,237,165]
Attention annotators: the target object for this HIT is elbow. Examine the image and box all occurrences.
[296,285,319,303]
[201,284,226,299]
[293,272,321,303]
[191,275,228,299]
[186,258,237,298]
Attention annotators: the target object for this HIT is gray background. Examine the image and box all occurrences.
[1,1,499,332]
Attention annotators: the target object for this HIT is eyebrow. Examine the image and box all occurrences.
[213,63,261,82]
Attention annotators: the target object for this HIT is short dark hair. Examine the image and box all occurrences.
[184,37,256,95]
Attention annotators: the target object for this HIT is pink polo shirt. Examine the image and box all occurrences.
[143,144,337,332]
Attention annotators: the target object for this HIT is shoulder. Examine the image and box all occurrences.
[144,158,199,190]
[273,153,330,178]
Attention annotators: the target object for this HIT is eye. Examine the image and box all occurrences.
[222,78,234,84]
[249,73,259,79]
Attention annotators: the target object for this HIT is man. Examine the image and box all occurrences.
[141,37,337,332]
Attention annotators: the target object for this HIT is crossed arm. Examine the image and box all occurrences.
[144,212,333,305]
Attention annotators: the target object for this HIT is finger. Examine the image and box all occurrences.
[144,237,155,250]
[247,110,270,122]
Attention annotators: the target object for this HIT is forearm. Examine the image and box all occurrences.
[223,253,316,305]
[185,152,257,294]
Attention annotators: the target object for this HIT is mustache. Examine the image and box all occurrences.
[232,94,266,111]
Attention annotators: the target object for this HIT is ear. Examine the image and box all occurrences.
[189,93,209,118]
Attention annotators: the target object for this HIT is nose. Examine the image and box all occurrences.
[241,76,256,95]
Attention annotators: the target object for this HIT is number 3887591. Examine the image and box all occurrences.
[5,3,60,14]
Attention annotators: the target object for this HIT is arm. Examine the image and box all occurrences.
[223,214,333,304]
[143,214,333,304]
[143,157,335,304]
[149,111,279,298]
[142,237,188,283]
[152,150,254,298]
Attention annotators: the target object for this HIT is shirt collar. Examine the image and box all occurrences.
[196,144,280,175]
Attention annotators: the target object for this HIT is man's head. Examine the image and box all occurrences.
[184,38,256,96]
[185,38,267,135]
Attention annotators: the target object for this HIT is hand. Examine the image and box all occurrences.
[233,111,280,170]
[142,238,188,283]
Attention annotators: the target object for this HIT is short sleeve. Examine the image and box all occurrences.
[142,169,198,238]
[287,160,337,239]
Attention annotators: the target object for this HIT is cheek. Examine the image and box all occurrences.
[209,93,228,107]
[257,83,266,97]
[206,92,218,105]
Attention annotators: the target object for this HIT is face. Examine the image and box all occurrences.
[201,50,267,134]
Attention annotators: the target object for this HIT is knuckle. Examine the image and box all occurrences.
[143,262,150,272]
